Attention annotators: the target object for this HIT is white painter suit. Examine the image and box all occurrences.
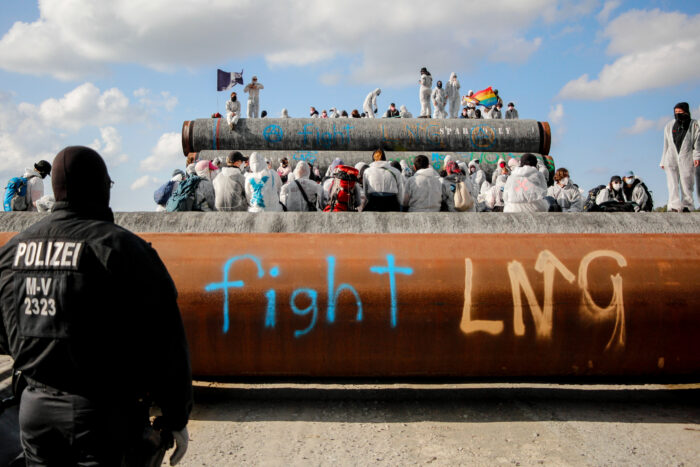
[280,161,323,212]
[431,85,448,119]
[225,99,241,127]
[419,73,432,117]
[213,165,247,212]
[503,165,550,213]
[280,108,290,118]
[660,118,700,210]
[485,175,507,211]
[329,108,341,118]
[363,88,381,119]
[245,152,282,212]
[243,80,264,118]
[445,72,461,119]
[547,180,583,212]
[403,167,451,212]
[468,160,487,194]
[399,105,412,118]
[22,167,44,212]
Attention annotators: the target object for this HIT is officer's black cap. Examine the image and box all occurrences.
[52,146,111,209]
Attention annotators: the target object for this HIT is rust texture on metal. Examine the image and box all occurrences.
[2,232,698,379]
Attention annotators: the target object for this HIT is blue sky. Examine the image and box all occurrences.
[0,0,698,211]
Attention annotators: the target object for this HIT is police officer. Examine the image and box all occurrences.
[0,146,192,466]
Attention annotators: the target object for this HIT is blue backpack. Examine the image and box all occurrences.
[154,180,177,206]
[4,177,30,211]
[165,176,201,212]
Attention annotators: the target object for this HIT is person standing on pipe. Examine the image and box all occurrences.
[660,102,699,212]
[0,146,193,465]
[363,88,381,119]
[419,68,432,118]
[244,76,264,118]
[445,72,461,119]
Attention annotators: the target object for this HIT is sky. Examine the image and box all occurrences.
[0,0,698,211]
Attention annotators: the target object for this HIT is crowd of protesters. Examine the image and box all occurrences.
[154,149,655,213]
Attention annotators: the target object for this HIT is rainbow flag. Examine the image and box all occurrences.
[464,87,498,108]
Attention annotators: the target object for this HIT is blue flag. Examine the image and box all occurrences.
[217,69,243,91]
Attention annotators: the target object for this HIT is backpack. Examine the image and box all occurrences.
[165,176,201,212]
[154,180,177,206]
[453,179,474,212]
[639,182,654,212]
[4,176,32,212]
[583,185,606,212]
[598,201,636,212]
[324,165,359,212]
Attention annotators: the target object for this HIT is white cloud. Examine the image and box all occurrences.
[548,103,565,125]
[134,88,178,112]
[29,83,131,131]
[139,132,183,172]
[597,1,621,23]
[0,0,581,85]
[559,9,700,100]
[89,127,129,165]
[622,116,667,135]
[0,83,166,176]
[622,105,700,135]
[130,175,159,190]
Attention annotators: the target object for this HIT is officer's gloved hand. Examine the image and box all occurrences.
[169,427,189,466]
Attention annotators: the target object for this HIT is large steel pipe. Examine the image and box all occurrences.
[182,118,551,155]
[2,213,698,381]
[190,150,555,176]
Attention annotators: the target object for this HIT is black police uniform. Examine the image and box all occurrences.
[0,205,193,466]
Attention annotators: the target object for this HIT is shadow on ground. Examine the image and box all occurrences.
[191,385,700,425]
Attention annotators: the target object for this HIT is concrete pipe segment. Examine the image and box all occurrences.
[1,212,698,382]
[190,150,555,177]
[182,118,551,155]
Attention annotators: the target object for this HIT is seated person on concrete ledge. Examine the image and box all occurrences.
[503,153,549,213]
[547,168,583,212]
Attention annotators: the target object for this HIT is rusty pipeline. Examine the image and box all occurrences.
[1,225,698,381]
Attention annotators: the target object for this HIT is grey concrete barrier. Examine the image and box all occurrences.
[182,118,551,155]
[190,150,555,177]
[0,212,697,235]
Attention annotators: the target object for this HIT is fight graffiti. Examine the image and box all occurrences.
[205,248,627,351]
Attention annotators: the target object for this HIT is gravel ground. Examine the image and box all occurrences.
[2,356,699,466]
[182,381,700,467]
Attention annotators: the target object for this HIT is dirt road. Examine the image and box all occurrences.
[183,381,699,466]
[2,355,698,466]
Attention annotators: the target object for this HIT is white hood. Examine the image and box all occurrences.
[249,152,266,173]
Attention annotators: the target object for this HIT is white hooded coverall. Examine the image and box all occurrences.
[213,165,247,211]
[280,161,323,212]
[243,81,264,118]
[503,165,550,213]
[403,167,452,212]
[245,152,282,212]
[445,73,461,119]
[419,74,432,117]
[225,99,241,127]
[363,89,381,119]
[431,86,447,119]
[399,105,413,118]
[660,118,700,210]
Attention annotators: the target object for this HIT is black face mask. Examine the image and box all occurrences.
[437,82,442,88]
[231,96,237,102]
[675,113,690,122]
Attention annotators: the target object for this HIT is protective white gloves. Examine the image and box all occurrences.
[169,427,189,466]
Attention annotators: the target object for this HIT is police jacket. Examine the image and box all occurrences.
[0,205,193,431]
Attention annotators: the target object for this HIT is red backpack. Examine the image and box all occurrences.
[324,165,360,212]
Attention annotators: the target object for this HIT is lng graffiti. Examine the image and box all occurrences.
[205,249,627,349]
